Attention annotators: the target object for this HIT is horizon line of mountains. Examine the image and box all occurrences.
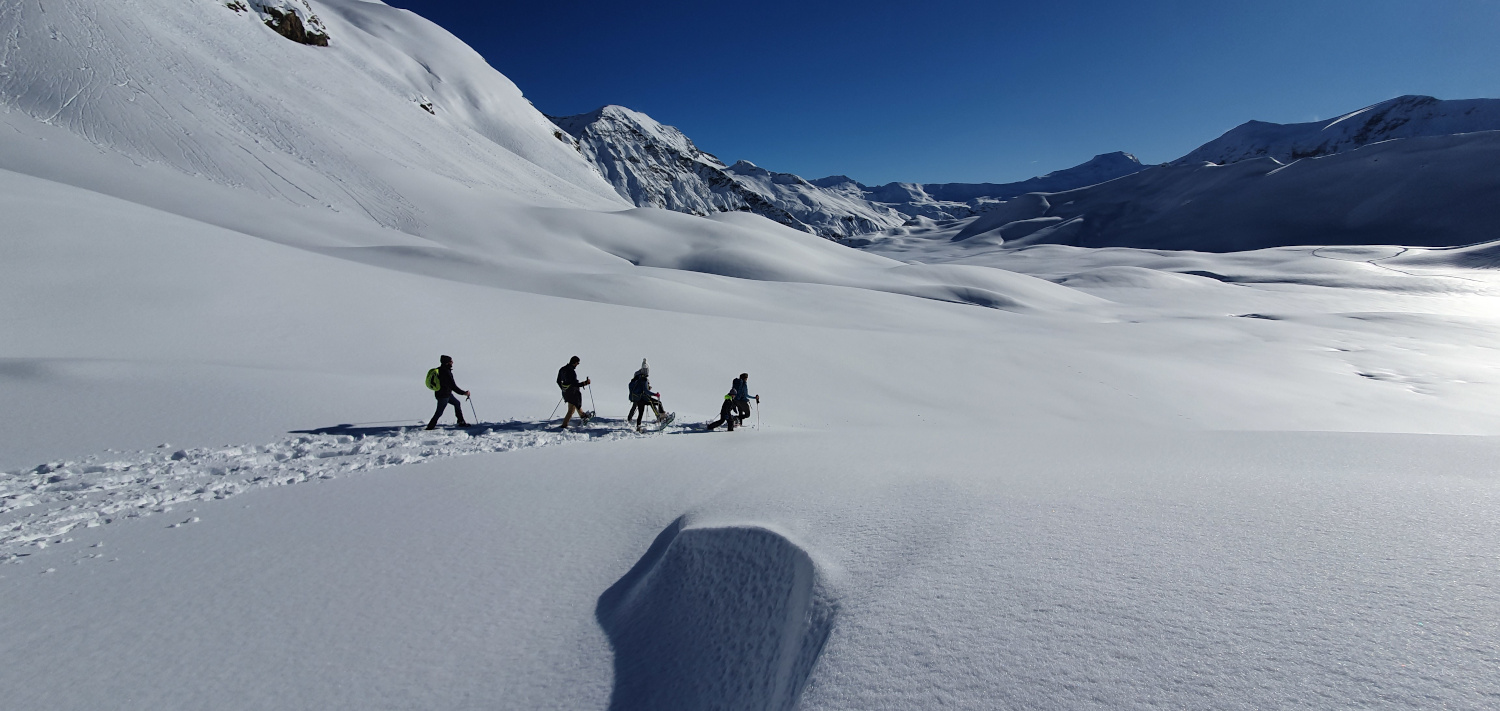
[547,95,1500,244]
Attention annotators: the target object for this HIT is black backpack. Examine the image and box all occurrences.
[628,373,649,402]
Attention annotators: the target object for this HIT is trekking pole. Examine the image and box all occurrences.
[548,395,563,421]
[587,380,597,417]
[757,400,761,430]
[466,395,479,425]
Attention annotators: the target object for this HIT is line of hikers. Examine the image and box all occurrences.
[424,355,759,432]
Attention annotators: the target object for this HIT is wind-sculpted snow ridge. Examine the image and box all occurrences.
[597,518,835,711]
[0,419,689,561]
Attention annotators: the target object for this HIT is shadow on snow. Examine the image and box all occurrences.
[596,517,836,711]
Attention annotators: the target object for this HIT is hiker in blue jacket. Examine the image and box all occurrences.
[731,373,758,426]
[706,373,758,432]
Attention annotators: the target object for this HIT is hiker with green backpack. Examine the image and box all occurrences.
[425,355,472,429]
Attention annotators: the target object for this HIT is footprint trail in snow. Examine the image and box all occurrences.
[0,419,692,561]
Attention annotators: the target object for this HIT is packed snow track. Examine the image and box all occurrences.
[0,419,693,560]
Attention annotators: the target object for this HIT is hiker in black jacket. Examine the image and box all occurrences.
[426,355,471,429]
[627,359,667,431]
[705,379,741,432]
[557,356,592,430]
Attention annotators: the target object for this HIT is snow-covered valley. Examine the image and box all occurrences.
[3,1,1500,709]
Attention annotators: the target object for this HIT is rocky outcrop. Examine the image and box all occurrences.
[229,1,330,47]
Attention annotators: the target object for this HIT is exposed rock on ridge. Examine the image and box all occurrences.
[229,1,330,47]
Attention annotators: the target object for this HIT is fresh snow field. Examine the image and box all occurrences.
[4,1,1500,709]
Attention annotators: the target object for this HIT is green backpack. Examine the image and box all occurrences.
[425,368,441,391]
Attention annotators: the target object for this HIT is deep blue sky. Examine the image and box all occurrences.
[385,0,1499,185]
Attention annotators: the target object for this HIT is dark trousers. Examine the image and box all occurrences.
[429,393,466,426]
[734,399,751,422]
[630,397,666,427]
[706,399,738,431]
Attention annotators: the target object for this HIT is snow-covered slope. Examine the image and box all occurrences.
[7,3,1500,710]
[0,0,627,226]
[3,1,1091,317]
[1176,95,1500,165]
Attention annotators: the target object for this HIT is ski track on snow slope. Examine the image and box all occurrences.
[0,418,694,561]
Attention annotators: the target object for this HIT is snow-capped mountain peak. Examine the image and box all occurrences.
[552,107,1152,237]
[551,105,727,170]
[549,107,905,237]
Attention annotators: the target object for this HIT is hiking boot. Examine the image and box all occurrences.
[424,424,437,430]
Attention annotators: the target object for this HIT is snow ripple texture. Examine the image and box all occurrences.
[0,420,681,560]
[597,518,836,711]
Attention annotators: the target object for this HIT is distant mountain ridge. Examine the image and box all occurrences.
[866,95,1500,252]
[874,152,1148,203]
[1175,95,1500,165]
[555,95,1500,251]
[550,106,1150,239]
[843,152,1149,221]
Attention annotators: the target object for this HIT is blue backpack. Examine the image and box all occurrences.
[628,373,649,402]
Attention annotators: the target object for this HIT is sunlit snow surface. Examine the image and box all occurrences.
[1,418,693,558]
[3,1,1500,709]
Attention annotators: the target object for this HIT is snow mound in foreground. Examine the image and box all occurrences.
[597,518,835,711]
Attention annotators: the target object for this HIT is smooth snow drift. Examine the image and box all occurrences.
[598,518,834,711]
